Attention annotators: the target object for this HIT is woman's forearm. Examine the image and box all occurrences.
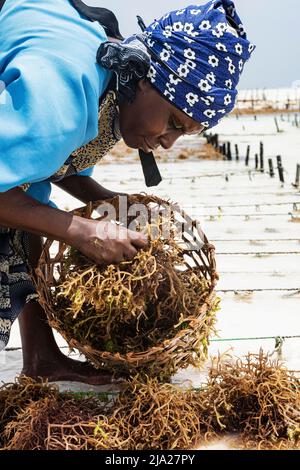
[55,175,125,204]
[0,187,80,243]
[0,187,147,265]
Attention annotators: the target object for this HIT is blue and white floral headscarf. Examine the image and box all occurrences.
[98,0,255,130]
[143,0,255,129]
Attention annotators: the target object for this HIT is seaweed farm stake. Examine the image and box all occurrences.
[213,134,219,149]
[259,142,264,173]
[274,117,281,133]
[268,159,275,178]
[235,144,239,161]
[292,163,300,188]
[245,145,250,166]
[226,142,232,160]
[222,143,226,157]
[277,156,285,184]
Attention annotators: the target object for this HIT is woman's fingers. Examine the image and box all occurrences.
[71,219,148,266]
[123,244,138,260]
[127,229,148,249]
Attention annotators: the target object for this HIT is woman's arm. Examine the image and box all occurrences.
[0,188,147,264]
[54,175,126,204]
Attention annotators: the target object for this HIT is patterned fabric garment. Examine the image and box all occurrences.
[47,89,121,183]
[20,88,121,189]
[0,229,38,351]
[98,0,255,131]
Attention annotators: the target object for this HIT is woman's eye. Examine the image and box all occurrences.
[171,119,183,131]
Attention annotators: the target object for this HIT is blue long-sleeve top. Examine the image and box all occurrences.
[0,0,112,204]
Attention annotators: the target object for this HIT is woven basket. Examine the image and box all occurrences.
[35,194,219,377]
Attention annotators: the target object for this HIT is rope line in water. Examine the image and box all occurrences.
[201,201,300,208]
[198,213,300,217]
[211,335,300,343]
[211,238,300,242]
[216,251,300,255]
[116,170,280,182]
[217,288,300,292]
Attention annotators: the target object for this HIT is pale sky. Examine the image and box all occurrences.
[88,0,299,90]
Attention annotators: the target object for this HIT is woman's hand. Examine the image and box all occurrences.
[67,216,148,265]
[0,188,147,266]
[55,176,147,264]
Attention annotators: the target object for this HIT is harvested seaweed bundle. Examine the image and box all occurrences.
[36,195,219,378]
[0,376,58,448]
[202,350,300,449]
[2,380,206,451]
[3,393,111,451]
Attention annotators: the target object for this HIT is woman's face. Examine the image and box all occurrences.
[119,80,204,153]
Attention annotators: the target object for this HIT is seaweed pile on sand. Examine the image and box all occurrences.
[1,352,299,450]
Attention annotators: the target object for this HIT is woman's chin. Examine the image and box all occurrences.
[121,134,140,150]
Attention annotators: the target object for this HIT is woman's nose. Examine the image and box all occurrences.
[159,131,181,150]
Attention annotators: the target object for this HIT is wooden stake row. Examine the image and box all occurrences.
[204,133,300,187]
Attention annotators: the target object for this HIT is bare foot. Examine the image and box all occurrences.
[22,352,115,386]
[18,299,119,386]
